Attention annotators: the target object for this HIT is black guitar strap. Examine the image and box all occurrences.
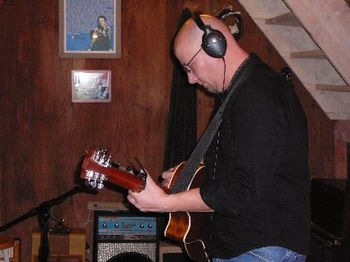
[170,54,255,193]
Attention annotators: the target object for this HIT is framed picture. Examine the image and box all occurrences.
[71,70,111,103]
[59,0,121,58]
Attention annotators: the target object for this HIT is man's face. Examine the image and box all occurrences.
[98,17,106,27]
[178,47,222,94]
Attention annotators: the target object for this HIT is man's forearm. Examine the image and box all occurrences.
[164,188,214,213]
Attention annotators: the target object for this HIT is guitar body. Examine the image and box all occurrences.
[164,162,211,262]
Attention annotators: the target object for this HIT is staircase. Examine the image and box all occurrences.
[238,0,350,120]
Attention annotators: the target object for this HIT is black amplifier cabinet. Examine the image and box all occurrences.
[93,210,159,262]
[309,223,345,262]
[309,179,350,261]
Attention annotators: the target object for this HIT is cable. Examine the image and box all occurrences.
[222,57,227,93]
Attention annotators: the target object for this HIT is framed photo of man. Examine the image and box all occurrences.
[59,0,121,58]
[71,70,111,103]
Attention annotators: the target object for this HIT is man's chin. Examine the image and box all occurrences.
[203,84,219,94]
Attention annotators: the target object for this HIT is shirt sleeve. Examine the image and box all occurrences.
[200,76,290,216]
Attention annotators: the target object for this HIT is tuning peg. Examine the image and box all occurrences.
[106,154,112,165]
[96,174,106,189]
[86,171,106,189]
[96,150,103,161]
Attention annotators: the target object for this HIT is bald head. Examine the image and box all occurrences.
[173,14,248,93]
[174,15,233,63]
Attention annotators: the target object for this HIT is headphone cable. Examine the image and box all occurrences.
[222,57,226,94]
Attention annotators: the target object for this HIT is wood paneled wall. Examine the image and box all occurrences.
[0,0,335,260]
[0,0,182,260]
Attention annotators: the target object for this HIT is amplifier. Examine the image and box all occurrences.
[93,211,158,262]
[309,179,350,261]
[309,223,349,262]
[310,179,349,236]
[31,228,86,262]
[0,237,20,262]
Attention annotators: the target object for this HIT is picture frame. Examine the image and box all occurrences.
[71,70,111,103]
[59,0,121,58]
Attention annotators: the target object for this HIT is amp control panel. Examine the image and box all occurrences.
[95,211,157,241]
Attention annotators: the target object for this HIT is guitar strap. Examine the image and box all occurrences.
[170,54,255,193]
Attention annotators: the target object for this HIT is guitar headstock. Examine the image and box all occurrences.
[81,149,112,189]
[80,148,147,192]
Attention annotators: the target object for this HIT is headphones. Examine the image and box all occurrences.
[192,12,227,58]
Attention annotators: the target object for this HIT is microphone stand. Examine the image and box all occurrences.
[0,185,96,262]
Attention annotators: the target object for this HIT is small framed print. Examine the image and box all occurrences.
[72,70,111,103]
[59,0,121,58]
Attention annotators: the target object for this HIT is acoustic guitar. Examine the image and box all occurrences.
[81,148,211,262]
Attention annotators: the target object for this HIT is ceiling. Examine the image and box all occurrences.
[238,0,350,120]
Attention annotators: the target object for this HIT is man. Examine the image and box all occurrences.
[127,14,310,261]
[91,15,111,51]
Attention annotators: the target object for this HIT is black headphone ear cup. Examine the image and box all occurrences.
[201,28,227,58]
[192,12,227,58]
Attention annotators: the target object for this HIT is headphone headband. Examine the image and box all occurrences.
[193,13,206,31]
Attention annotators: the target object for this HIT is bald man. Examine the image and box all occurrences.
[128,14,309,262]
